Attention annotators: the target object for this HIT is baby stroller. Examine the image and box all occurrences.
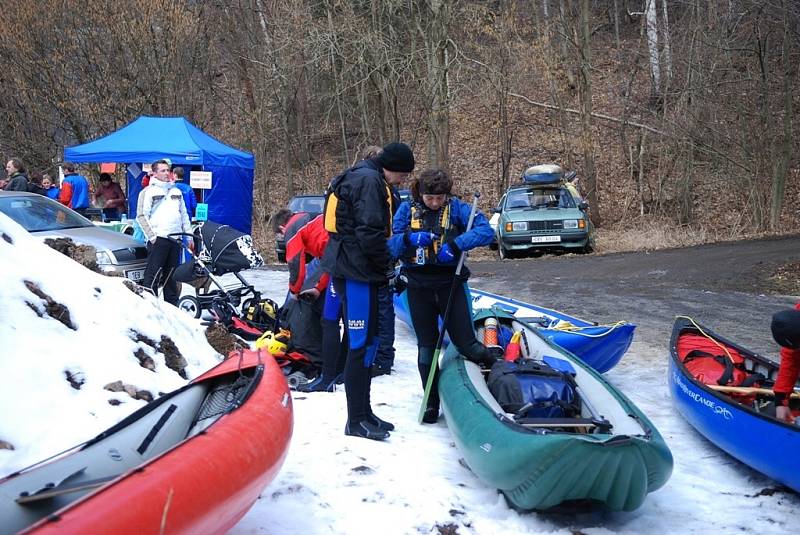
[172,221,266,323]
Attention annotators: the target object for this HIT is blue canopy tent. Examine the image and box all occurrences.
[64,116,255,234]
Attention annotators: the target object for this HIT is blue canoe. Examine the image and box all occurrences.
[393,287,635,373]
[669,317,800,492]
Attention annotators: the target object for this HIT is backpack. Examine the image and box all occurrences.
[487,358,581,419]
[682,350,761,387]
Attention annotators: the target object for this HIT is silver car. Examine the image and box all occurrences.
[0,191,148,282]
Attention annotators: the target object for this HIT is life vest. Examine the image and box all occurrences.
[405,201,459,265]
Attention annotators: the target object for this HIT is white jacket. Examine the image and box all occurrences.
[135,178,192,242]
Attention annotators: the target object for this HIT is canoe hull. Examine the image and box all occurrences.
[440,333,672,511]
[394,288,635,373]
[13,350,293,534]
[668,319,800,492]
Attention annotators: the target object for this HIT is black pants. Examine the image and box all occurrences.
[407,281,487,361]
[408,280,489,407]
[142,237,181,306]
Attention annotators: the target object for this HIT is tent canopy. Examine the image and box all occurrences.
[64,116,255,234]
[64,116,254,169]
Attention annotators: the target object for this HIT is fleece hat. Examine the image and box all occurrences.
[377,142,415,173]
[771,308,800,349]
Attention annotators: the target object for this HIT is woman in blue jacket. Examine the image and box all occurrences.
[389,168,497,423]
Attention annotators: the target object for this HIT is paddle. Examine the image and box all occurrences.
[418,192,481,424]
[707,384,800,399]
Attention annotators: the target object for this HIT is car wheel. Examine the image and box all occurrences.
[498,243,508,260]
[178,295,201,318]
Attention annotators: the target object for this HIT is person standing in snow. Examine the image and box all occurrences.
[388,168,497,424]
[321,142,415,441]
[136,159,193,306]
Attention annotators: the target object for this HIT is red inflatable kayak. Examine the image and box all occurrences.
[1,349,293,534]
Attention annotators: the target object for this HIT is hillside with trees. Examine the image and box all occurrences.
[1,1,798,257]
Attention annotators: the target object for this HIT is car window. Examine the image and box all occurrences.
[0,196,91,232]
[289,196,325,214]
[505,193,529,210]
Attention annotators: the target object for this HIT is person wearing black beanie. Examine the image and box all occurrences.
[321,140,416,441]
[771,304,800,422]
[377,142,415,173]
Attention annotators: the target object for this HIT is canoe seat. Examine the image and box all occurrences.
[516,417,612,433]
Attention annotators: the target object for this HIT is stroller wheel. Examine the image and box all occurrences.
[178,295,202,319]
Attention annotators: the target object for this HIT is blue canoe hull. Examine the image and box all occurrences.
[668,318,800,492]
[393,287,635,373]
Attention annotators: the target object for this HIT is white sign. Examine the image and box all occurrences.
[190,170,213,189]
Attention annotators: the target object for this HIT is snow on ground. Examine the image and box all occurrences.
[234,270,799,535]
[1,210,797,534]
[0,213,222,474]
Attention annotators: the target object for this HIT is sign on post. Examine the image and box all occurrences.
[190,171,213,189]
[195,203,208,221]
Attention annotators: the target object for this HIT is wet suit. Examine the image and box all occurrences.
[321,158,396,440]
[388,196,495,422]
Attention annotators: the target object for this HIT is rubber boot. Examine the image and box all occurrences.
[364,358,394,431]
[297,374,337,392]
[345,420,389,441]
[418,346,440,424]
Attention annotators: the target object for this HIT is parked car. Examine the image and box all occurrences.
[275,194,326,262]
[0,191,148,281]
[493,166,594,259]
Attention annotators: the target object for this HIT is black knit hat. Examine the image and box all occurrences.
[771,308,800,349]
[377,142,415,173]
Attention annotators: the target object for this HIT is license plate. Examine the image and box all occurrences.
[531,236,561,243]
[125,269,145,281]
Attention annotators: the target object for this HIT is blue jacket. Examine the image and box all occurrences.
[388,197,493,272]
[174,182,197,217]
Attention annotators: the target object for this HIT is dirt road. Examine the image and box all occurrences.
[469,234,800,357]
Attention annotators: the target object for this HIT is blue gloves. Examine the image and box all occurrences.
[437,242,457,263]
[407,231,437,247]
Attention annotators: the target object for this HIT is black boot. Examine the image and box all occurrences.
[364,364,394,431]
[345,420,390,441]
[418,348,441,424]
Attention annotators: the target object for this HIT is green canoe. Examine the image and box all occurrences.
[438,308,673,511]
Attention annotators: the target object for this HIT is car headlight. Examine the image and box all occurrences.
[505,221,528,232]
[563,219,586,229]
[96,251,112,265]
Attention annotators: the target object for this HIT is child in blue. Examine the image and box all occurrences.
[389,168,497,423]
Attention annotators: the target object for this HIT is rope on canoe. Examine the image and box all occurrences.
[675,315,736,364]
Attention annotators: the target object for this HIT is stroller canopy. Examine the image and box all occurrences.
[199,221,264,275]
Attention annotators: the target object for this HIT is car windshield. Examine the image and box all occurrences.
[505,188,576,210]
[289,196,325,215]
[0,195,92,232]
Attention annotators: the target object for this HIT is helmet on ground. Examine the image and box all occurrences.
[256,329,290,356]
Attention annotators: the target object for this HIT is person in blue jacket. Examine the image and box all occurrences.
[389,168,497,423]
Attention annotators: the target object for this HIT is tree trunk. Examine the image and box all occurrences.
[645,0,661,105]
[577,0,600,225]
[770,4,793,230]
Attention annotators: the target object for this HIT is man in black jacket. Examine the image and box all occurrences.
[321,142,415,440]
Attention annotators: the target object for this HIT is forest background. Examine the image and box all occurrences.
[1,0,798,259]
